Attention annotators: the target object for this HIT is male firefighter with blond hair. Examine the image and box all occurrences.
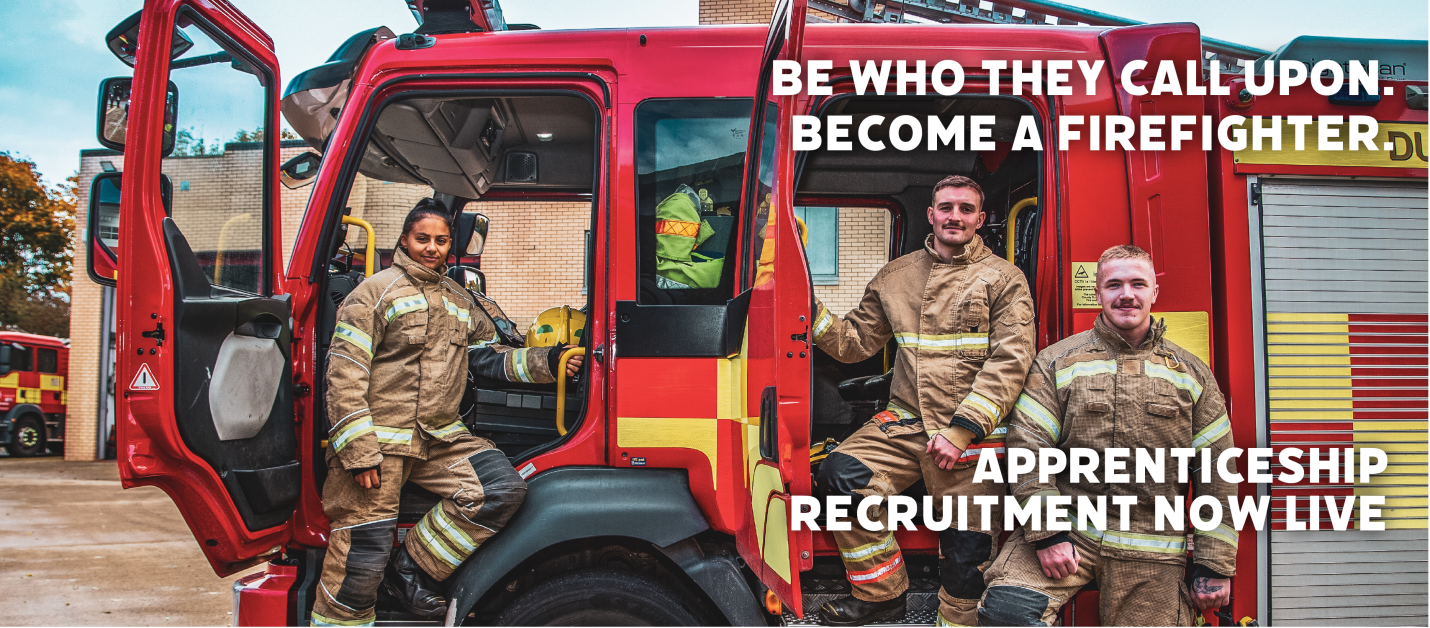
[977,244,1237,626]
[812,175,1036,627]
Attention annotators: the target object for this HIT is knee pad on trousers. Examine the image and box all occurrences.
[467,448,528,530]
[814,451,873,498]
[939,528,993,599]
[336,520,396,610]
[977,585,1052,627]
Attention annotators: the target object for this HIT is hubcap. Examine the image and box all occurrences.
[18,426,38,448]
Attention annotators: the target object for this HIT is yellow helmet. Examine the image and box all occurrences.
[525,305,587,348]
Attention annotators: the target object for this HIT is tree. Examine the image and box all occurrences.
[0,154,74,338]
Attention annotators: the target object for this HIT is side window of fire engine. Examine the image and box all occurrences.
[635,99,764,305]
[7,345,32,373]
[37,349,58,375]
[160,11,274,295]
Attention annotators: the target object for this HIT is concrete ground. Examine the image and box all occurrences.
[0,456,262,626]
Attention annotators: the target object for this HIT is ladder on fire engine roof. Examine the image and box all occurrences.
[806,0,1269,72]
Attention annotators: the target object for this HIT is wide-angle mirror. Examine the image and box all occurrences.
[96,78,179,157]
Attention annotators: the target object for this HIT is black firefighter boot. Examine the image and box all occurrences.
[818,592,907,626]
[382,545,448,618]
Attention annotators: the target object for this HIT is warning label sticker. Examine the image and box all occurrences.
[129,364,160,391]
[1072,262,1099,309]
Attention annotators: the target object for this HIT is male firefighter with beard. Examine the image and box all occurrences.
[812,175,1036,627]
[977,245,1236,626]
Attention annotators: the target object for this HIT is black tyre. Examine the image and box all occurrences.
[496,569,704,626]
[7,415,46,457]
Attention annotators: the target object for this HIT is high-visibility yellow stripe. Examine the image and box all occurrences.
[1016,394,1061,442]
[812,306,834,342]
[429,505,477,554]
[412,518,462,569]
[372,427,412,446]
[333,322,373,358]
[840,533,897,561]
[1195,523,1240,548]
[332,418,374,451]
[1055,360,1116,388]
[426,421,468,439]
[385,295,428,322]
[1145,361,1203,402]
[894,332,989,351]
[311,611,375,626]
[1193,415,1231,452]
[963,391,1002,422]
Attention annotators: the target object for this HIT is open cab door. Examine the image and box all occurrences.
[738,0,812,616]
[111,0,298,575]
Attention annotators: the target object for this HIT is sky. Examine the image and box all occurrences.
[0,0,1424,186]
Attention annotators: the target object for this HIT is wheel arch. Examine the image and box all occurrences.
[444,467,764,626]
[2,405,46,442]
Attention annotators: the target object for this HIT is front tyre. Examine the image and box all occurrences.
[496,569,704,626]
[6,415,46,457]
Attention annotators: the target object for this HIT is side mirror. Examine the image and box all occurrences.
[86,172,173,287]
[97,77,179,157]
[467,212,489,256]
[0,345,10,377]
[105,10,194,67]
[280,151,322,189]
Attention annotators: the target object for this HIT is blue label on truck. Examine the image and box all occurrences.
[630,457,646,466]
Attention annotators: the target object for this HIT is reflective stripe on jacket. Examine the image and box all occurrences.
[813,234,1036,452]
[467,297,558,385]
[326,248,496,470]
[1007,315,1238,576]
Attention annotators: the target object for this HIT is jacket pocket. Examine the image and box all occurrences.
[1147,403,1178,418]
[958,290,991,359]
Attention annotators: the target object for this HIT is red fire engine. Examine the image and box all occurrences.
[0,332,69,458]
[88,0,1425,624]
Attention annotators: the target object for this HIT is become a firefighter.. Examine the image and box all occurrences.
[810,175,1037,627]
[316,201,529,626]
[978,245,1237,627]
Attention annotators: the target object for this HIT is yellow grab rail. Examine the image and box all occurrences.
[554,346,587,436]
[1006,197,1038,263]
[342,216,377,277]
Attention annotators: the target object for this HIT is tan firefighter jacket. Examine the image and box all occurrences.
[812,234,1036,452]
[326,247,495,471]
[1007,314,1238,577]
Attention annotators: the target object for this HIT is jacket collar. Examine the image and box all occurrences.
[393,246,447,285]
[1093,313,1166,353]
[923,233,988,265]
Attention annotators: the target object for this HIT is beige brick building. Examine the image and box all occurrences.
[64,0,887,460]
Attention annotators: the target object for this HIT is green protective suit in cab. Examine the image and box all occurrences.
[654,184,724,289]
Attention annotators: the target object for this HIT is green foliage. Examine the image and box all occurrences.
[0,154,74,338]
[172,127,300,156]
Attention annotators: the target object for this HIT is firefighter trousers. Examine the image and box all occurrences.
[978,527,1196,626]
[312,433,527,626]
[814,419,1004,627]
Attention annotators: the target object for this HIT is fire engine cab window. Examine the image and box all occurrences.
[161,13,273,295]
[635,99,758,305]
[6,345,31,373]
[37,349,58,374]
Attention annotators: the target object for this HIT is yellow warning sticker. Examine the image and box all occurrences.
[1072,262,1099,309]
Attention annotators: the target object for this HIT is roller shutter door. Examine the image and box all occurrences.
[1257,178,1428,626]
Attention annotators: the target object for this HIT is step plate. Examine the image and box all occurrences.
[786,591,940,627]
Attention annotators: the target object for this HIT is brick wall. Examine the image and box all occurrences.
[699,0,778,25]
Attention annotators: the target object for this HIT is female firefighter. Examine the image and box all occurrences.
[315,199,527,626]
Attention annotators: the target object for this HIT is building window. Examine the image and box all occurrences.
[795,207,839,285]
[37,349,58,374]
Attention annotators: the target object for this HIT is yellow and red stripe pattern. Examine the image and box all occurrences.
[1266,313,1428,529]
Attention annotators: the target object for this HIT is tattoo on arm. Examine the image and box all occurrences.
[1193,578,1224,595]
